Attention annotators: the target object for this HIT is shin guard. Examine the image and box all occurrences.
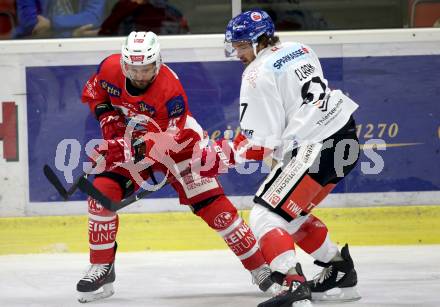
[195,195,266,271]
[292,215,328,254]
[259,228,297,274]
[88,176,122,264]
[292,214,338,263]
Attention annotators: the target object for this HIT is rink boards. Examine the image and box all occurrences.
[1,206,440,255]
[0,29,439,217]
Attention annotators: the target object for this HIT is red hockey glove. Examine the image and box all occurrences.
[193,138,235,178]
[93,137,134,171]
[95,104,126,140]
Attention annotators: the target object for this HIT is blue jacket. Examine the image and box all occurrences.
[13,0,41,38]
[14,0,105,38]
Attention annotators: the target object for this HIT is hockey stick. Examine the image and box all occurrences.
[43,164,90,201]
[77,164,193,212]
[43,124,157,201]
[77,175,169,212]
[44,158,159,203]
[43,141,152,201]
[42,154,107,200]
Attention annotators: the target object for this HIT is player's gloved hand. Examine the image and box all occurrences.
[94,137,134,171]
[191,138,235,178]
[96,104,126,140]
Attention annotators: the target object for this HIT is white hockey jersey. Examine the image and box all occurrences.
[236,42,358,161]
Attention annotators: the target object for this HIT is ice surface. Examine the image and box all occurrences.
[1,246,439,306]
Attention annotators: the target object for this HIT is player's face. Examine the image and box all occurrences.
[125,63,157,89]
[232,41,256,66]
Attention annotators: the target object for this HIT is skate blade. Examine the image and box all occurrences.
[292,299,313,307]
[311,286,361,303]
[77,283,114,303]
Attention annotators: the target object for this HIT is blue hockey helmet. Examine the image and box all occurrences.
[224,9,275,57]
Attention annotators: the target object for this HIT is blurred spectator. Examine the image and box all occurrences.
[0,0,16,39]
[270,8,327,30]
[252,6,327,31]
[14,0,105,38]
[244,0,327,30]
[99,0,189,36]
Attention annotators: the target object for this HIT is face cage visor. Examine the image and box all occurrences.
[224,39,259,58]
[120,57,161,83]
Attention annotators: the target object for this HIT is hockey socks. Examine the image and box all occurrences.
[195,195,267,272]
[88,176,122,264]
[259,228,296,269]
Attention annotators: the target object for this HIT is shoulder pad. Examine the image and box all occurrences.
[267,43,311,72]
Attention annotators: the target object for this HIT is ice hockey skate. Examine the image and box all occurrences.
[308,244,361,302]
[77,263,115,303]
[257,264,313,307]
[252,264,282,295]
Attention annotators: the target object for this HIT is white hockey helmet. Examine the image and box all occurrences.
[120,31,162,80]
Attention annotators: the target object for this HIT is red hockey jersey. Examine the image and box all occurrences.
[82,53,204,161]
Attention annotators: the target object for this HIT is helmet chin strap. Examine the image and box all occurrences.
[252,42,259,58]
[153,57,162,81]
[149,69,159,83]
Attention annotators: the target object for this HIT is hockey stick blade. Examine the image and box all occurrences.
[77,177,164,212]
[43,164,69,200]
[43,164,89,201]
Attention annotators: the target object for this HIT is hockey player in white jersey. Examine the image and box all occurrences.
[194,9,362,307]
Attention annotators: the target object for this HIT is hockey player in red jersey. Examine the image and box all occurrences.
[193,9,362,307]
[76,31,276,303]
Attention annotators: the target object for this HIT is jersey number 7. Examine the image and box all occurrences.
[240,103,248,122]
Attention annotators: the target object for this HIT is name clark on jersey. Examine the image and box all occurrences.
[295,64,315,81]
